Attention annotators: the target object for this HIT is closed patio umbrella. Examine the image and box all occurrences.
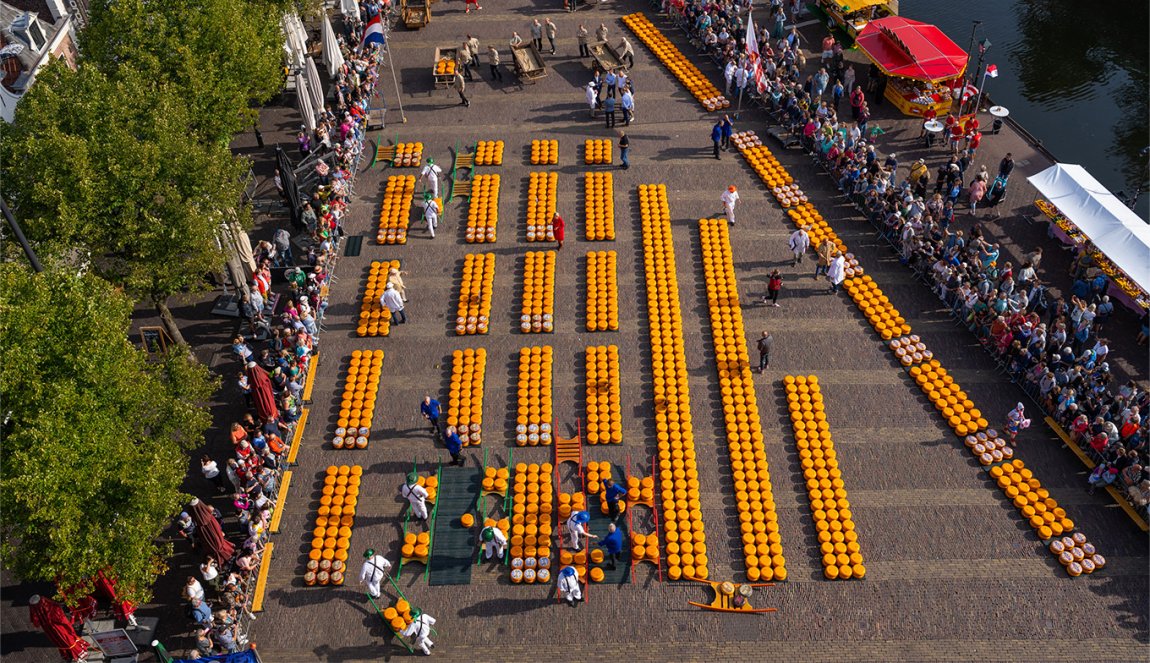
[189,498,236,562]
[246,362,279,424]
[28,595,89,662]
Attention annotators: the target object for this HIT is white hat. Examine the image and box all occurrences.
[385,283,394,289]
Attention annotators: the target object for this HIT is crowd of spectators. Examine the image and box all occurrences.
[174,10,383,657]
[662,0,1149,517]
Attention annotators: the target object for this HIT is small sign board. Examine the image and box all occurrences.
[138,326,173,355]
[92,628,139,657]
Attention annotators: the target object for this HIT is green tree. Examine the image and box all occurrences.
[1,63,251,345]
[81,0,286,144]
[0,263,216,605]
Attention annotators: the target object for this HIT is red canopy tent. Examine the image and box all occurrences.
[855,17,967,83]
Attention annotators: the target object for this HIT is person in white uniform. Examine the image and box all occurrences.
[720,185,740,225]
[400,473,429,521]
[423,196,439,238]
[419,159,443,198]
[564,510,596,551]
[359,549,392,599]
[557,565,582,605]
[401,608,437,655]
[788,225,811,266]
[480,525,507,560]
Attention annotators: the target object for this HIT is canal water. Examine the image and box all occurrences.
[903,0,1149,218]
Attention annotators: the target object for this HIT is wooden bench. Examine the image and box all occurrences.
[286,408,308,466]
[1045,416,1148,532]
[301,354,319,402]
[270,471,292,534]
[250,541,274,613]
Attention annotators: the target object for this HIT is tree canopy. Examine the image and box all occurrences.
[0,62,251,343]
[0,264,216,604]
[81,0,286,144]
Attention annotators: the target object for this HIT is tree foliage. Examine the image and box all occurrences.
[0,63,250,333]
[81,0,286,144]
[0,264,217,604]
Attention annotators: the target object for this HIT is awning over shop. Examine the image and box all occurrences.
[855,16,967,82]
[1028,164,1150,293]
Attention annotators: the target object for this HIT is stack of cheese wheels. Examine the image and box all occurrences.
[447,348,486,447]
[638,183,707,581]
[699,218,785,582]
[455,253,495,335]
[357,260,401,337]
[584,345,622,445]
[621,13,728,110]
[333,350,383,450]
[475,140,505,166]
[529,139,558,165]
[585,250,619,331]
[583,172,616,240]
[392,142,424,167]
[465,174,500,243]
[377,175,415,245]
[515,346,554,446]
[584,139,612,165]
[908,360,989,438]
[843,275,912,341]
[784,375,864,581]
[509,462,555,582]
[306,465,362,585]
[520,251,556,333]
[526,172,558,242]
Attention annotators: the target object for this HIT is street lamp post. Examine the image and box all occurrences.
[960,20,982,116]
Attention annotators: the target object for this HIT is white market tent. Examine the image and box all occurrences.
[1027,163,1150,293]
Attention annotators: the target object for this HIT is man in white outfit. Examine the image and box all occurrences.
[827,252,847,294]
[419,159,443,198]
[557,566,582,604]
[720,185,740,225]
[400,472,429,520]
[400,608,437,655]
[788,225,811,266]
[480,524,507,560]
[565,510,597,551]
[359,549,392,599]
[423,196,439,238]
[381,283,406,325]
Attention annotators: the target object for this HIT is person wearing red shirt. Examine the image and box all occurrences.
[552,213,565,250]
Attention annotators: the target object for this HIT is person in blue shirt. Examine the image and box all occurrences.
[420,396,442,439]
[190,597,212,625]
[597,523,625,570]
[444,425,464,466]
[720,114,734,151]
[711,120,723,160]
[602,478,627,522]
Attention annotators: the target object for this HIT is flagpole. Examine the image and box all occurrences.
[971,66,988,118]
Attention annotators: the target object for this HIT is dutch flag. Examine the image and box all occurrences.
[361,9,386,50]
[986,64,999,78]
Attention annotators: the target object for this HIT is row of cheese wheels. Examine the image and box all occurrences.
[333,351,383,449]
[586,250,620,331]
[584,171,616,240]
[621,14,728,110]
[515,346,554,444]
[785,376,864,580]
[304,465,363,585]
[377,175,415,245]
[455,253,495,335]
[520,251,556,332]
[447,348,486,447]
[638,184,708,582]
[585,345,622,445]
[466,174,500,243]
[699,218,786,582]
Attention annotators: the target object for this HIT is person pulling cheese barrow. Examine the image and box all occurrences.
[481,524,507,560]
[400,472,429,521]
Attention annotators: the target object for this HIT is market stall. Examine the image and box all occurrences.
[854,17,967,117]
[1028,163,1150,311]
[816,0,897,40]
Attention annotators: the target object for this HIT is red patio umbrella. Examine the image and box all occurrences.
[245,361,279,424]
[93,570,137,625]
[855,17,968,83]
[28,595,89,662]
[189,498,235,562]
